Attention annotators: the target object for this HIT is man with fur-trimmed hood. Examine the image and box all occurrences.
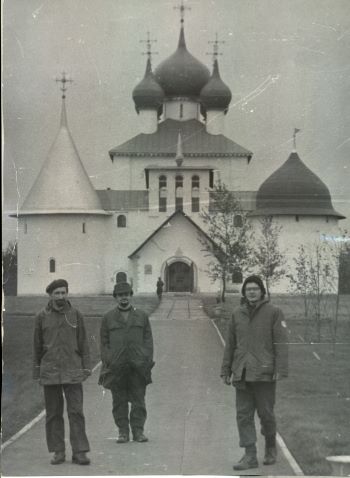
[221,275,288,471]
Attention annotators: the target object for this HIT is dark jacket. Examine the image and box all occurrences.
[221,298,288,382]
[98,307,154,389]
[33,301,91,385]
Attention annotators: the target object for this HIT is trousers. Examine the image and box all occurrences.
[44,383,90,453]
[111,370,147,436]
[235,381,276,448]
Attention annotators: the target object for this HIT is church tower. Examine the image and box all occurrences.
[14,74,111,294]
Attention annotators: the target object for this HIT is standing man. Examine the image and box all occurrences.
[156,277,164,301]
[99,282,155,443]
[221,275,288,471]
[33,279,91,465]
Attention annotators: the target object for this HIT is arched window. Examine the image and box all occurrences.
[117,215,126,228]
[234,215,243,227]
[82,222,86,233]
[24,222,28,234]
[232,268,243,283]
[49,258,56,273]
[159,175,167,212]
[175,175,183,211]
[180,103,183,119]
[191,175,200,212]
[116,272,127,283]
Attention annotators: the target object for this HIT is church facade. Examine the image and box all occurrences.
[14,12,345,296]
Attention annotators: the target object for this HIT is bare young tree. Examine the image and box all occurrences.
[287,239,337,342]
[321,229,350,352]
[248,215,286,297]
[2,241,18,296]
[199,182,251,302]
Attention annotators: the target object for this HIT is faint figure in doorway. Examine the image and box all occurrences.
[156,277,164,301]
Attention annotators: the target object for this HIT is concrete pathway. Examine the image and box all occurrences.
[2,296,297,476]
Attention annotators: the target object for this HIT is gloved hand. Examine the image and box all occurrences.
[222,375,231,385]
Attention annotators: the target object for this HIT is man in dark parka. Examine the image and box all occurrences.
[99,282,154,443]
[33,279,91,465]
[221,275,288,471]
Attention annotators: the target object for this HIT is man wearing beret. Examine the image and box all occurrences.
[99,282,154,443]
[33,279,91,465]
[221,275,288,471]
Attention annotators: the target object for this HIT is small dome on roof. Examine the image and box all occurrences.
[200,59,232,113]
[253,152,345,219]
[154,26,210,98]
[132,58,164,112]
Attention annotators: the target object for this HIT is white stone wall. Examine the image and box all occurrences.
[137,109,158,134]
[249,215,340,293]
[163,99,200,121]
[148,169,210,216]
[206,110,225,135]
[126,213,219,293]
[109,155,249,194]
[17,215,110,295]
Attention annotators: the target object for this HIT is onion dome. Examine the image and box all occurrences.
[253,152,345,219]
[200,59,232,113]
[154,26,210,98]
[132,58,164,113]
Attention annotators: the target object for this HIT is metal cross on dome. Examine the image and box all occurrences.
[140,31,158,60]
[55,72,73,99]
[207,33,225,64]
[174,0,191,24]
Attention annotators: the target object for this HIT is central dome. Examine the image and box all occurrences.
[154,26,210,98]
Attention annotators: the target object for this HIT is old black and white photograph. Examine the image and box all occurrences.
[2,0,350,476]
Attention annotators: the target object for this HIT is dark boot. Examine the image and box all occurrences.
[263,445,277,465]
[72,452,90,465]
[116,432,130,443]
[50,451,65,465]
[233,445,258,471]
[133,432,148,442]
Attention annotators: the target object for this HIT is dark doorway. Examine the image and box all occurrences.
[167,261,193,292]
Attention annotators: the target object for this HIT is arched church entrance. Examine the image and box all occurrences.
[166,261,194,292]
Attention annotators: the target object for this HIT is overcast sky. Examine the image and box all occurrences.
[3,0,350,244]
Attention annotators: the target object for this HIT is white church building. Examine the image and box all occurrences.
[13,10,345,295]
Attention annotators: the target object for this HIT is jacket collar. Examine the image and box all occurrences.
[113,306,137,324]
[240,297,269,316]
[46,299,72,314]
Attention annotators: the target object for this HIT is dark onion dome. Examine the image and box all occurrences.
[200,59,232,113]
[132,58,164,113]
[252,152,345,219]
[154,26,210,98]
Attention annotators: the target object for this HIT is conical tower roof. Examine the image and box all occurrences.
[132,58,164,112]
[200,58,232,113]
[20,96,108,215]
[252,152,344,218]
[154,25,210,98]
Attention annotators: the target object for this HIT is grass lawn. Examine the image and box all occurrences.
[201,293,350,476]
[2,295,159,442]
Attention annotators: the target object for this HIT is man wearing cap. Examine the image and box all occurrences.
[221,275,288,471]
[99,282,154,444]
[33,279,91,465]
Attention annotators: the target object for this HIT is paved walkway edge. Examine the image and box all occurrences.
[209,318,304,476]
[1,361,102,452]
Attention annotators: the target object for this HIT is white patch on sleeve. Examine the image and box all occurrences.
[281,320,287,328]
